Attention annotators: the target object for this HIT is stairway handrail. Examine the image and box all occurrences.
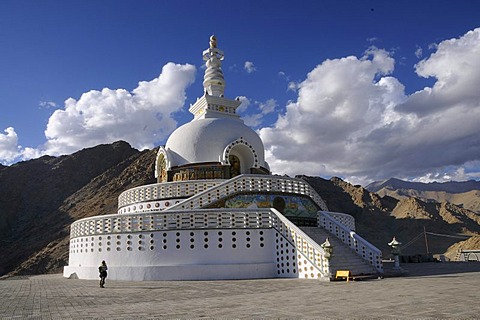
[270,208,331,278]
[164,174,329,212]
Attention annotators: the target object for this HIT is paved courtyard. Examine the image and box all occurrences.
[1,262,479,319]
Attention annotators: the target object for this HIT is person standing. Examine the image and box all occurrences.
[98,260,108,288]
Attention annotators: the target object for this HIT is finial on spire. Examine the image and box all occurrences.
[202,35,225,97]
[209,35,217,48]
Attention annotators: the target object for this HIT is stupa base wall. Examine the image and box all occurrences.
[64,263,277,281]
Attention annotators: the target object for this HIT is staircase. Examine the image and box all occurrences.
[301,226,379,277]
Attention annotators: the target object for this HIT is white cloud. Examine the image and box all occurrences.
[415,45,423,58]
[287,81,299,92]
[260,28,480,184]
[41,63,195,156]
[0,127,21,164]
[39,101,58,109]
[242,113,264,128]
[244,61,256,73]
[237,97,277,128]
[236,96,251,113]
[259,99,277,115]
[0,62,196,163]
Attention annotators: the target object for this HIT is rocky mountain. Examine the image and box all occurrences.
[300,176,480,257]
[366,178,480,213]
[1,144,479,277]
[0,141,156,276]
[366,178,480,193]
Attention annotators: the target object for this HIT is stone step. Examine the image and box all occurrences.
[300,226,378,276]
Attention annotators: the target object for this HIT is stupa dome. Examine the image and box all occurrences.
[165,117,266,169]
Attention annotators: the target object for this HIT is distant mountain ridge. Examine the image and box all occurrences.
[366,178,480,213]
[366,178,480,194]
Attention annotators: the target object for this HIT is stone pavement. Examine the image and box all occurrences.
[1,262,479,319]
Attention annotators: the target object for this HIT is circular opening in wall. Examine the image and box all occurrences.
[139,234,143,239]
[232,238,236,242]
[163,245,167,250]
[204,244,208,249]
[127,235,131,239]
[163,239,167,243]
[246,231,250,236]
[163,233,167,237]
[246,237,250,242]
[260,231,264,235]
[176,245,180,249]
[150,240,154,244]
[190,238,194,243]
[218,231,222,236]
[117,235,121,239]
[232,244,237,248]
[190,232,194,236]
[204,231,208,236]
[190,244,195,249]
[107,241,111,246]
[150,246,154,250]
[246,244,251,248]
[176,238,180,243]
[176,232,180,237]
[260,243,264,247]
[232,231,236,236]
[139,240,143,245]
[150,233,154,238]
[204,238,208,242]
[106,248,110,251]
[260,237,264,241]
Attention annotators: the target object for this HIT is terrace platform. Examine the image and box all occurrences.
[2,262,479,319]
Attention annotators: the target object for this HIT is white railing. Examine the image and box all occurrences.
[323,211,356,231]
[271,209,330,278]
[117,180,225,208]
[318,211,383,273]
[70,209,274,238]
[164,174,329,212]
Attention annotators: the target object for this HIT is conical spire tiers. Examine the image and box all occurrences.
[189,35,241,120]
[202,35,225,97]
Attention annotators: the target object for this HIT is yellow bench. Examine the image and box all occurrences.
[335,270,352,282]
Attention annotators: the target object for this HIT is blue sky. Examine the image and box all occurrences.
[1,0,480,185]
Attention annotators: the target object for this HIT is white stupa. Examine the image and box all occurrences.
[63,36,383,281]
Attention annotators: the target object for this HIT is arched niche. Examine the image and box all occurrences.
[222,138,259,175]
[155,147,170,183]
